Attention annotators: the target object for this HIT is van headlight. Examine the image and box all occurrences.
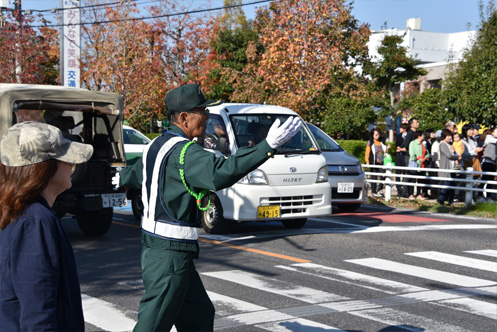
[238,169,268,185]
[316,166,328,183]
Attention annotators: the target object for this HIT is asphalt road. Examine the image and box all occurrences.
[63,204,497,332]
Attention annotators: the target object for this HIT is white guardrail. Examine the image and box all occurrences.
[362,164,497,208]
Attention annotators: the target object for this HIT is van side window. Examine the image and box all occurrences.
[202,114,230,156]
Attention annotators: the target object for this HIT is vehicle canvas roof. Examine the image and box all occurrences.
[0,84,124,137]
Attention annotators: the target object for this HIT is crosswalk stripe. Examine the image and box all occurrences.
[350,307,469,332]
[200,224,496,242]
[81,294,136,332]
[209,291,344,331]
[276,262,426,294]
[202,270,347,303]
[405,251,497,272]
[345,258,496,287]
[436,297,497,320]
[255,318,346,331]
[465,249,497,258]
[214,309,295,330]
[207,291,265,316]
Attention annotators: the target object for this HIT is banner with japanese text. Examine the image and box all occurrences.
[61,0,80,88]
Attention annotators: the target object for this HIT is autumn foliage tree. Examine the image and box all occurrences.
[237,0,371,121]
[0,11,59,84]
[199,0,262,101]
[81,1,162,131]
[81,0,215,132]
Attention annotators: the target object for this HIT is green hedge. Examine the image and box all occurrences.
[338,140,396,164]
[145,133,161,140]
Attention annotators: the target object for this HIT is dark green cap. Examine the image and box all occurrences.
[165,84,221,114]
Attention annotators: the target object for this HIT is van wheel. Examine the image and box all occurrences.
[336,203,361,212]
[282,218,307,229]
[76,208,113,236]
[131,191,144,220]
[202,193,226,234]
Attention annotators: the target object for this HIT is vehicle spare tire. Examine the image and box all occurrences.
[76,208,113,236]
[131,190,144,221]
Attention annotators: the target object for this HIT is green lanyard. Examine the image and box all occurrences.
[179,141,210,211]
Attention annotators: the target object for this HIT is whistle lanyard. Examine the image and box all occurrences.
[179,141,210,211]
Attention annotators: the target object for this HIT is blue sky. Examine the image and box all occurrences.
[18,0,482,33]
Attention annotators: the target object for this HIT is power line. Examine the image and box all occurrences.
[24,0,271,28]
[26,0,140,13]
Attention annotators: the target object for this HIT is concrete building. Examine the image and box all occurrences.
[368,18,476,91]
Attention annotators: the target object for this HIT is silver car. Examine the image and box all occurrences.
[307,123,366,212]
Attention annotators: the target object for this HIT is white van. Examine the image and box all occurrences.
[199,103,332,233]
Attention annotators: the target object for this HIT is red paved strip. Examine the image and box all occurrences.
[337,212,449,223]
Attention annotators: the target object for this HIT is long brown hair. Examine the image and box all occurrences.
[0,160,58,229]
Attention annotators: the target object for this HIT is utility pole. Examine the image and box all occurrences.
[0,0,8,29]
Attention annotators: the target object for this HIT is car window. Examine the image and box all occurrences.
[307,123,342,152]
[200,114,231,156]
[123,128,150,145]
[230,114,319,154]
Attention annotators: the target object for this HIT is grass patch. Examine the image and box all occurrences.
[366,196,496,219]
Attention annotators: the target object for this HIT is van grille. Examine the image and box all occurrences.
[328,165,361,176]
[261,195,322,215]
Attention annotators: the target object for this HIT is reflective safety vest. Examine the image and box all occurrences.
[141,131,200,242]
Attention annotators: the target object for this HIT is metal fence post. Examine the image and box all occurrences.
[385,163,392,202]
[465,167,474,208]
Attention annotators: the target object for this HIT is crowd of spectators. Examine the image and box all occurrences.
[367,119,497,206]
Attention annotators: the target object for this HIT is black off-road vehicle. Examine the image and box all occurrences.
[0,84,127,236]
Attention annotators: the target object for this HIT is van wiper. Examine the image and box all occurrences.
[283,149,320,157]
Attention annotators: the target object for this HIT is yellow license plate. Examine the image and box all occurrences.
[257,205,280,218]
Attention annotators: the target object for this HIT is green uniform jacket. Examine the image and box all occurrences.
[120,125,275,252]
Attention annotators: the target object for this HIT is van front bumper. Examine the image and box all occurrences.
[217,182,332,221]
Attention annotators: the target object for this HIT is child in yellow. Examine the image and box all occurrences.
[452,132,465,169]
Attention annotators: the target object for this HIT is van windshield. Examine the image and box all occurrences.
[229,114,319,154]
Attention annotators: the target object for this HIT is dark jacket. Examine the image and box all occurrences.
[121,125,275,253]
[395,133,406,167]
[401,129,415,164]
[0,197,84,332]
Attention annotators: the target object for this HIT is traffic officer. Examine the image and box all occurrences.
[124,84,302,332]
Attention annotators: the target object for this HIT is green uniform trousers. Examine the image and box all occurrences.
[133,245,215,332]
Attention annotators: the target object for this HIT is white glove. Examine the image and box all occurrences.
[266,116,302,149]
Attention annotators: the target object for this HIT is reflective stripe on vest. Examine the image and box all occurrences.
[141,134,200,241]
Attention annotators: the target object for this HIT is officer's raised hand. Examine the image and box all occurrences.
[265,116,302,149]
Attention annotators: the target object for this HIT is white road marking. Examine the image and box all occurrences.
[207,291,265,316]
[256,318,346,331]
[436,297,497,320]
[405,251,497,272]
[351,307,469,332]
[81,294,136,332]
[346,258,496,287]
[201,224,496,242]
[202,270,347,303]
[276,263,426,294]
[466,249,497,258]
